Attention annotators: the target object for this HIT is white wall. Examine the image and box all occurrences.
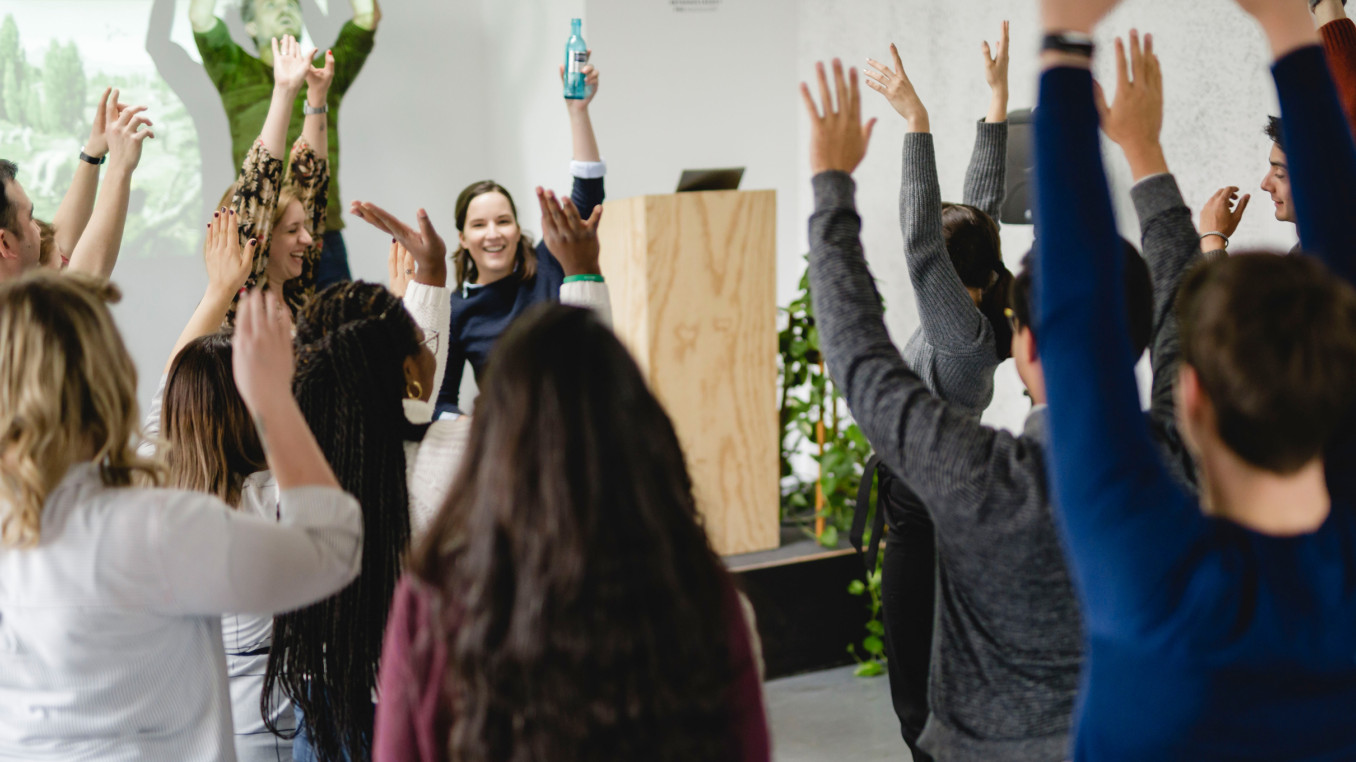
[22,0,1306,425]
[584,0,801,306]
[797,0,1299,431]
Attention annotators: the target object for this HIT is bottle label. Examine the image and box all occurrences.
[567,51,588,76]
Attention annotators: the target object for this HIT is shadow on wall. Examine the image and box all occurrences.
[145,0,234,227]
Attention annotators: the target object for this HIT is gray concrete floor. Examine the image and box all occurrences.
[765,665,911,761]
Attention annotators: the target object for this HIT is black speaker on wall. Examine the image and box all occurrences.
[1000,108,1035,226]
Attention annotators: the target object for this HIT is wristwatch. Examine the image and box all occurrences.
[1042,31,1096,58]
[1312,0,1347,10]
[78,150,106,166]
[304,103,328,116]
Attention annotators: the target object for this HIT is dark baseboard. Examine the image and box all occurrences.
[726,528,870,680]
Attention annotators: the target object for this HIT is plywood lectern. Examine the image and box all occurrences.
[597,190,779,556]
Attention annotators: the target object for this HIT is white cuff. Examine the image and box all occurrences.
[570,159,608,179]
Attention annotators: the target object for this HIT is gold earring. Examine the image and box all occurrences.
[406,379,423,400]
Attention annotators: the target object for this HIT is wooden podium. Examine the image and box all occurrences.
[598,190,779,556]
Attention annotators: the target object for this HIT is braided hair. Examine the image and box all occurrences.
[262,281,429,761]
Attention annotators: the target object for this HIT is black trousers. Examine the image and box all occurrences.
[877,468,937,762]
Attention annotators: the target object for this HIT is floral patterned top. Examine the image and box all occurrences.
[223,138,330,325]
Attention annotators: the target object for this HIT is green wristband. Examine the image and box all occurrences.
[562,274,605,284]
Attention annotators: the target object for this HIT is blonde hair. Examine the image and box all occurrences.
[0,271,165,548]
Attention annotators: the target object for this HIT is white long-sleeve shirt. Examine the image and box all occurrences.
[398,280,611,535]
[0,465,362,762]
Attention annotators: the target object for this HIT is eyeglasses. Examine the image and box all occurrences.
[421,329,440,356]
[1004,308,1020,333]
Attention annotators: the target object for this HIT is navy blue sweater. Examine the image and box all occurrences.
[435,175,604,417]
[1033,53,1356,760]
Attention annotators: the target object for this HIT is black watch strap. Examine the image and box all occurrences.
[1313,0,1348,10]
[1042,31,1096,58]
[78,151,106,166]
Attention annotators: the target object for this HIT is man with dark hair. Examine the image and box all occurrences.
[189,0,381,288]
[0,161,42,282]
[1260,114,1295,223]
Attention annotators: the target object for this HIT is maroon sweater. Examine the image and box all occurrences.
[1321,18,1356,135]
[372,574,771,761]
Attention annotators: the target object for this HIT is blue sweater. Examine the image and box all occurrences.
[1033,54,1356,760]
[434,175,604,416]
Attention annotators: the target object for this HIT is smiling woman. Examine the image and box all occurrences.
[414,54,607,417]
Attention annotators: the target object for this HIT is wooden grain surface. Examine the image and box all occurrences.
[599,190,779,555]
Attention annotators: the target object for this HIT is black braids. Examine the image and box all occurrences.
[261,281,427,762]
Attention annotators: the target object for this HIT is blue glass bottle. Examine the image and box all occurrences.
[563,18,588,100]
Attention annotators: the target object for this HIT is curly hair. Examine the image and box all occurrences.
[263,280,428,761]
[0,271,164,548]
[411,303,740,761]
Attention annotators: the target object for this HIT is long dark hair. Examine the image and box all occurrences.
[941,202,1013,360]
[452,180,537,289]
[411,304,739,761]
[263,281,429,761]
[162,332,265,507]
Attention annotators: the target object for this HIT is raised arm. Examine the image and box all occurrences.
[866,45,992,357]
[188,0,218,33]
[1098,33,1213,488]
[1235,0,1356,284]
[963,21,1011,220]
[223,36,310,323]
[148,288,361,616]
[163,210,256,375]
[280,49,336,312]
[537,187,612,325]
[49,89,118,265]
[803,61,1030,534]
[554,56,607,222]
[1033,0,1206,630]
[349,201,452,408]
[1314,0,1356,135]
[65,94,154,279]
[1239,0,1356,497]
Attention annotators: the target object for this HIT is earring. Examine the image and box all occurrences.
[406,379,424,400]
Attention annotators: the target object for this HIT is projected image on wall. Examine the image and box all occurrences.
[0,4,202,262]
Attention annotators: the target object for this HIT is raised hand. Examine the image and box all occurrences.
[350,201,448,287]
[232,287,296,417]
[306,49,336,99]
[1094,31,1167,180]
[103,98,155,173]
[802,59,878,176]
[204,207,256,297]
[559,50,600,111]
[387,239,415,298]
[1094,32,1162,147]
[983,21,1011,123]
[272,34,316,93]
[1199,186,1251,251]
[536,187,602,277]
[864,45,927,130]
[83,88,126,159]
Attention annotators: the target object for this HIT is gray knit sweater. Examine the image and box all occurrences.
[899,121,1008,416]
[808,171,1199,761]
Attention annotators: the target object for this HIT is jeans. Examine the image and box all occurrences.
[292,697,372,762]
[315,230,352,292]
